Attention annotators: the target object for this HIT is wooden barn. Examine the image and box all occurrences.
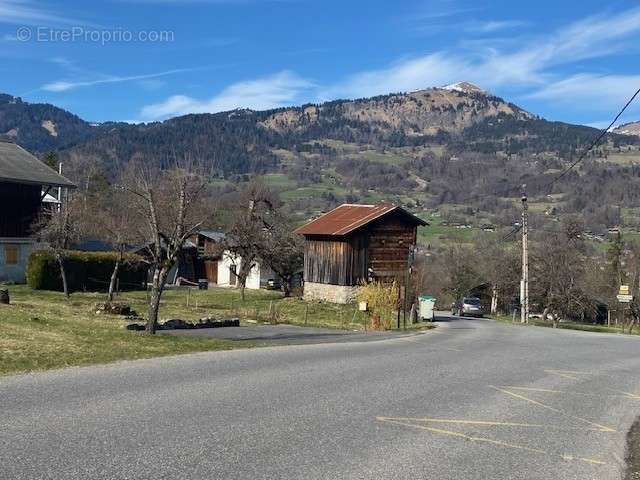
[294,204,427,303]
[0,137,76,282]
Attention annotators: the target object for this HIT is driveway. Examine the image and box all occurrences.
[2,315,640,479]
[160,323,429,346]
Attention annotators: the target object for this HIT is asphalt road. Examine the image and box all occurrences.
[2,316,640,479]
[160,323,429,345]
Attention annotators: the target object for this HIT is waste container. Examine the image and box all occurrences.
[418,295,436,321]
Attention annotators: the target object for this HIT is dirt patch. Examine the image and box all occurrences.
[625,417,640,479]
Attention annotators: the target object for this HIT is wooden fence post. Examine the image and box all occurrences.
[268,301,275,324]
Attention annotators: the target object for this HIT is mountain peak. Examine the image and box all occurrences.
[613,121,640,137]
[441,81,486,95]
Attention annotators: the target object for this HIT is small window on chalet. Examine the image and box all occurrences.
[4,245,19,265]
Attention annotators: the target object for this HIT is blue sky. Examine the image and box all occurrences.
[1,0,639,126]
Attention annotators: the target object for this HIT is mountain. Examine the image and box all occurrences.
[259,83,532,136]
[614,121,640,137]
[5,85,640,235]
[441,81,487,95]
[0,94,96,152]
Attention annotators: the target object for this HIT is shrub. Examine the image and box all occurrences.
[357,280,399,330]
[27,250,147,292]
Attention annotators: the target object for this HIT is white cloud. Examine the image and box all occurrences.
[470,20,526,33]
[139,70,314,121]
[526,74,640,112]
[134,6,640,123]
[323,7,640,100]
[319,53,472,100]
[0,0,82,25]
[42,68,192,92]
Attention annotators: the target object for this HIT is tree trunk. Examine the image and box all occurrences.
[282,277,291,297]
[56,252,69,298]
[239,280,246,301]
[107,259,120,303]
[491,286,498,314]
[542,307,550,325]
[146,266,168,334]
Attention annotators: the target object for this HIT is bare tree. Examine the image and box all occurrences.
[475,236,520,314]
[86,186,139,302]
[260,219,303,297]
[34,192,82,298]
[441,242,484,302]
[224,182,276,301]
[530,220,597,325]
[122,159,209,333]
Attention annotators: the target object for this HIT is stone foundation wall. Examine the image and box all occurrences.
[303,282,360,304]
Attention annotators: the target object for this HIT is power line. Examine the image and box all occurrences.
[501,224,522,241]
[545,86,640,190]
[443,85,640,241]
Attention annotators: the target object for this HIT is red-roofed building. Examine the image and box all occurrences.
[294,204,427,303]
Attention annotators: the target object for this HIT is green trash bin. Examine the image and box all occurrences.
[418,295,436,321]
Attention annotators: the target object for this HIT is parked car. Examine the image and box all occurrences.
[452,297,484,317]
[265,278,282,290]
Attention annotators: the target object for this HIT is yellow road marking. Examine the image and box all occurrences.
[489,386,616,432]
[376,417,606,466]
[547,369,592,375]
[603,387,640,400]
[376,416,611,432]
[544,369,588,380]
[500,385,640,400]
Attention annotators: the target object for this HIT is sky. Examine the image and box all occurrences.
[0,0,639,126]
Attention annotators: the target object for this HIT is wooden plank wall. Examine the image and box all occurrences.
[366,214,416,283]
[303,235,368,286]
[0,182,41,237]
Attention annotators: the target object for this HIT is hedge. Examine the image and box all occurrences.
[27,250,147,292]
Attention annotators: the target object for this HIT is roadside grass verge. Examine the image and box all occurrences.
[0,286,253,376]
[489,314,640,335]
[2,285,417,375]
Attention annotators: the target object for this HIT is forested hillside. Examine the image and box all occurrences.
[5,84,640,237]
[0,94,96,151]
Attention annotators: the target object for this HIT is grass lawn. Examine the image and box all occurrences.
[0,285,377,376]
[417,214,483,246]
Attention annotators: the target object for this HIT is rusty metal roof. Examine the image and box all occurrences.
[294,203,427,237]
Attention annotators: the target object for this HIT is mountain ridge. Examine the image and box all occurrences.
[4,86,640,235]
[614,121,640,137]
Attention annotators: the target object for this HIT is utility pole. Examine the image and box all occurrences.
[520,184,529,324]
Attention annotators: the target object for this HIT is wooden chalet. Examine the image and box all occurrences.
[0,137,76,282]
[294,203,427,303]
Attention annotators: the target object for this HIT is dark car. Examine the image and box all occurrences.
[265,278,282,290]
[452,297,484,317]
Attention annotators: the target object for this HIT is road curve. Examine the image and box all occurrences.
[2,317,640,479]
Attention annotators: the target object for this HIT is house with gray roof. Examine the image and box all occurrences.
[0,137,75,282]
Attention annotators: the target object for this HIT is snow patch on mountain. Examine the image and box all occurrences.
[441,81,486,95]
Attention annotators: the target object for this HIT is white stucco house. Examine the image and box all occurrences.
[216,250,275,290]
